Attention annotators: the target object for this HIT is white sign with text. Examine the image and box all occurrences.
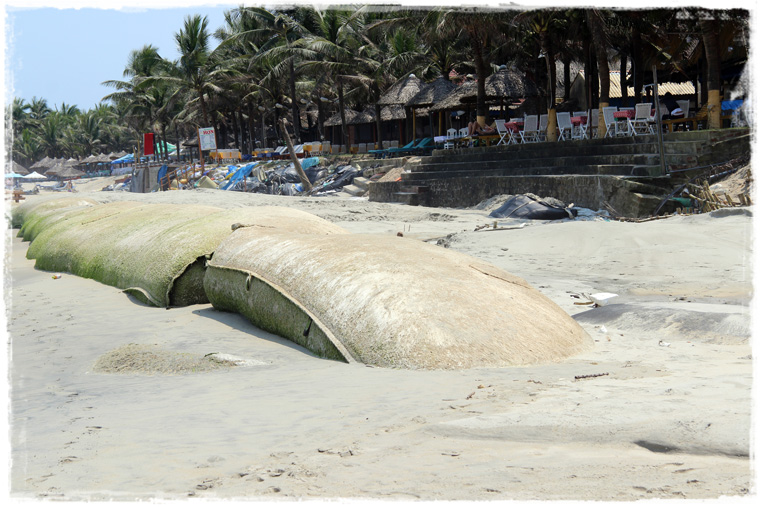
[198,127,217,151]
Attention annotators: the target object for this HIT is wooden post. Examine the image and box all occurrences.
[197,129,205,172]
[279,118,313,192]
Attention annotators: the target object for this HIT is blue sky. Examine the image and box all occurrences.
[5,3,236,110]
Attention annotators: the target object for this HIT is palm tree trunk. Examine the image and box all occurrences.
[700,17,722,129]
[541,32,558,142]
[289,60,301,144]
[587,9,610,137]
[198,88,210,127]
[374,102,383,150]
[231,110,239,150]
[632,26,644,103]
[620,53,628,107]
[338,82,349,153]
[471,33,488,126]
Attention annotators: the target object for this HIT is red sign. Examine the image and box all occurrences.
[144,133,154,156]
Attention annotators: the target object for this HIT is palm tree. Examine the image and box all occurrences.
[514,9,563,141]
[585,9,612,138]
[434,8,506,128]
[233,7,320,144]
[301,7,368,152]
[173,15,215,127]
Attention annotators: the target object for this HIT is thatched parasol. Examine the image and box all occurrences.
[429,70,539,113]
[12,160,29,175]
[484,67,539,99]
[52,165,85,179]
[83,154,99,163]
[377,74,425,106]
[114,151,128,158]
[405,77,458,108]
[44,161,68,176]
[30,156,54,170]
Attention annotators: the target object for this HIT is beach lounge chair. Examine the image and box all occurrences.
[602,107,618,137]
[520,115,539,143]
[403,137,434,155]
[369,139,415,159]
[385,138,432,157]
[630,103,653,135]
[556,112,572,141]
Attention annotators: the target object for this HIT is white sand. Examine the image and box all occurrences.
[3,183,756,502]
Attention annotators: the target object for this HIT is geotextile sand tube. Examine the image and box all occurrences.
[24,202,348,307]
[205,228,594,369]
[12,196,100,231]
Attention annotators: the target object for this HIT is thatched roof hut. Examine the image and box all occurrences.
[406,77,458,107]
[324,109,367,127]
[377,74,425,106]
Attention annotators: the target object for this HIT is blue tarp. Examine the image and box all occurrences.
[157,164,168,184]
[301,157,320,170]
[222,162,258,190]
[721,100,744,111]
[111,153,134,164]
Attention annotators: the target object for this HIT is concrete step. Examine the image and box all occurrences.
[403,164,661,181]
[413,154,663,173]
[352,176,370,191]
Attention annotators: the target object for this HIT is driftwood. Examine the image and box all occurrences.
[279,118,313,193]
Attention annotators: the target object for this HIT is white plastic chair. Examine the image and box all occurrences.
[602,106,618,137]
[458,127,469,138]
[495,119,512,145]
[538,114,548,141]
[321,141,331,154]
[588,108,599,138]
[630,103,653,135]
[556,112,572,141]
[357,143,367,153]
[520,115,539,143]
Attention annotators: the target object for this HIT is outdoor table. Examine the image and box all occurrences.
[613,110,635,119]
[570,116,588,126]
[504,121,521,132]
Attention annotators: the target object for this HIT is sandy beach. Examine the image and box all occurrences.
[3,179,756,502]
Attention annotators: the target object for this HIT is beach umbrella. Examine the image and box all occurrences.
[30,156,53,170]
[5,172,24,178]
[12,160,30,175]
[22,171,47,179]
[484,67,539,99]
[55,165,86,179]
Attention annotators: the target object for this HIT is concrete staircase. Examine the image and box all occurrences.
[339,176,370,197]
[368,128,750,217]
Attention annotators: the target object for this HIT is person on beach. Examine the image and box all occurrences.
[661,92,683,120]
[468,114,497,136]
